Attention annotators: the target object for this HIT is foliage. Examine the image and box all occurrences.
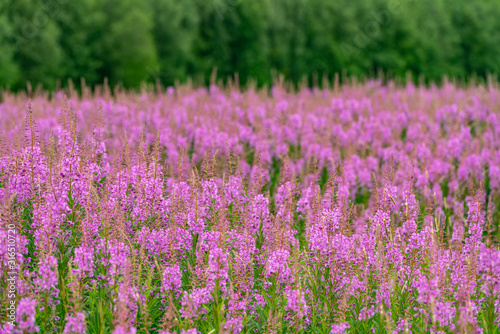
[1,0,500,90]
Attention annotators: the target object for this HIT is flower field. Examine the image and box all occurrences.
[1,81,500,333]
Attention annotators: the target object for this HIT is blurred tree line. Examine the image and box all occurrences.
[1,0,499,90]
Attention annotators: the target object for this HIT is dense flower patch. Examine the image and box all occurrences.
[1,81,500,333]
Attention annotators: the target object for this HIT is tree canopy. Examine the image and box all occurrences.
[1,0,500,90]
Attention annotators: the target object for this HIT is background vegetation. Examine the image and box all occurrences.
[1,0,500,90]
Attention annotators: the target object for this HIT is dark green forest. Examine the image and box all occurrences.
[1,0,500,90]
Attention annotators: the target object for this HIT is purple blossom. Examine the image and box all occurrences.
[266,249,291,282]
[112,326,136,334]
[330,322,350,334]
[161,264,182,295]
[73,246,94,278]
[34,256,58,292]
[285,289,308,318]
[63,312,86,334]
[16,298,39,333]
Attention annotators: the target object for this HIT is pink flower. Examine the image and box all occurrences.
[330,322,350,334]
[63,312,86,334]
[16,298,39,333]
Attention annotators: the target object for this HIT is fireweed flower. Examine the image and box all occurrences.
[158,330,199,334]
[330,322,350,334]
[97,239,130,277]
[201,179,222,210]
[130,171,167,223]
[72,245,94,279]
[112,325,136,334]
[0,230,27,271]
[33,255,59,294]
[478,244,500,325]
[223,317,244,334]
[180,288,212,319]
[266,249,291,282]
[136,226,187,259]
[224,175,248,204]
[32,204,61,251]
[181,330,199,334]
[16,298,39,333]
[285,288,308,318]
[308,208,341,255]
[0,322,16,334]
[8,143,48,202]
[207,247,229,290]
[415,276,456,327]
[296,184,314,216]
[116,281,139,326]
[395,318,412,333]
[63,312,86,334]
[230,232,257,274]
[357,305,376,321]
[248,194,270,233]
[161,264,182,296]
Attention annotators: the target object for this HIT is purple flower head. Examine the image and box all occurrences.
[330,322,350,334]
[208,247,229,289]
[16,298,39,333]
[285,289,308,318]
[112,326,136,334]
[161,264,182,294]
[266,249,291,282]
[34,255,58,292]
[72,246,94,278]
[180,287,212,319]
[223,317,243,334]
[63,312,85,334]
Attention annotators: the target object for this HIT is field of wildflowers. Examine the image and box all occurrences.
[1,81,500,333]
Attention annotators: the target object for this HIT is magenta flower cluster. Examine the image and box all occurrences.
[1,81,500,333]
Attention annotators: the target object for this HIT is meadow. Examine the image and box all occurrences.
[1,80,499,333]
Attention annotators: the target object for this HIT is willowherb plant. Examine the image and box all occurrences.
[1,80,500,333]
